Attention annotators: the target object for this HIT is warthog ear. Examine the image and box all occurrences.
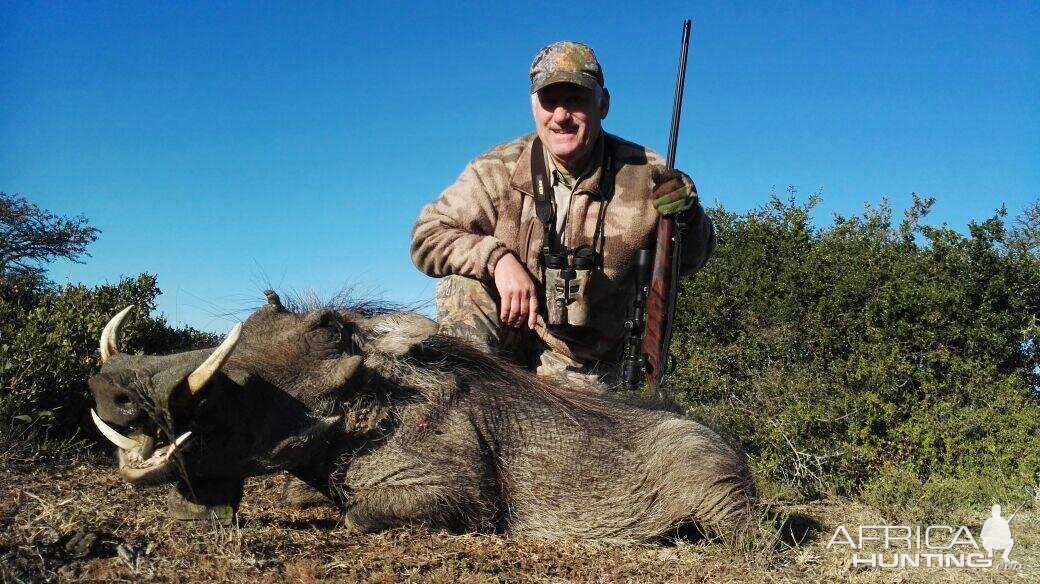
[264,289,287,313]
[364,312,439,356]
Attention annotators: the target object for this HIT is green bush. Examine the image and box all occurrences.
[861,465,1023,525]
[0,273,218,443]
[673,193,1040,507]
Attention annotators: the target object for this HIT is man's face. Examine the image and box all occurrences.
[532,83,609,170]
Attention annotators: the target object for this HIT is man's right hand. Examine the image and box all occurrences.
[493,253,539,329]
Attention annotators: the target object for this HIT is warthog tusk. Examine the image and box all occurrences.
[99,306,135,363]
[91,409,140,450]
[174,431,192,447]
[187,323,243,394]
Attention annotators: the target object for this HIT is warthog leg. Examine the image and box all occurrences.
[338,432,496,534]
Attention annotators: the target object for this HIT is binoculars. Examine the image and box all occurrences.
[543,246,598,327]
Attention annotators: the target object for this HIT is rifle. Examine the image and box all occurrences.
[621,20,692,401]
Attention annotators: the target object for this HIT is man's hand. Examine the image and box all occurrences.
[493,253,539,329]
[651,167,698,216]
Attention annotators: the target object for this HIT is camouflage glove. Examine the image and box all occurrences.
[651,167,698,216]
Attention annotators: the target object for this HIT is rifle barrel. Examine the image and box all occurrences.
[665,19,692,169]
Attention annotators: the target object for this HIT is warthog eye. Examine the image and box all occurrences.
[316,327,340,344]
[304,315,347,358]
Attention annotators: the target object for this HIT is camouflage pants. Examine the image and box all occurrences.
[435,275,617,389]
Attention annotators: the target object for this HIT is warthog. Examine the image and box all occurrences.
[88,291,754,542]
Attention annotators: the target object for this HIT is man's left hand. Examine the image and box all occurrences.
[651,168,698,216]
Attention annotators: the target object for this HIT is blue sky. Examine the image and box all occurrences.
[2,1,1037,332]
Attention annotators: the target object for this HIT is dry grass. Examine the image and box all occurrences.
[1,450,1037,583]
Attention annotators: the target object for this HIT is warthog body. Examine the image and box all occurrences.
[89,293,754,542]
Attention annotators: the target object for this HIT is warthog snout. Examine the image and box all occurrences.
[89,372,143,427]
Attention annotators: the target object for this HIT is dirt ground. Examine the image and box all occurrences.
[1,447,1037,583]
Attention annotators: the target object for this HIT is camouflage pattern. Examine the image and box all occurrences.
[651,168,698,216]
[435,275,616,389]
[542,263,591,327]
[412,132,716,369]
[542,266,568,326]
[529,41,604,93]
[434,274,523,356]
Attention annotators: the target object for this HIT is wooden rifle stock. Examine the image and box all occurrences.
[643,216,677,395]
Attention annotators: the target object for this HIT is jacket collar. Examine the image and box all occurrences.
[510,132,608,199]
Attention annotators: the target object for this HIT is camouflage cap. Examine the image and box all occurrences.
[529,41,604,94]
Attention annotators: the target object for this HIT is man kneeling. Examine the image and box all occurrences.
[412,41,715,387]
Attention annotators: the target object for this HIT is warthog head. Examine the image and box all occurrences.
[88,291,372,488]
